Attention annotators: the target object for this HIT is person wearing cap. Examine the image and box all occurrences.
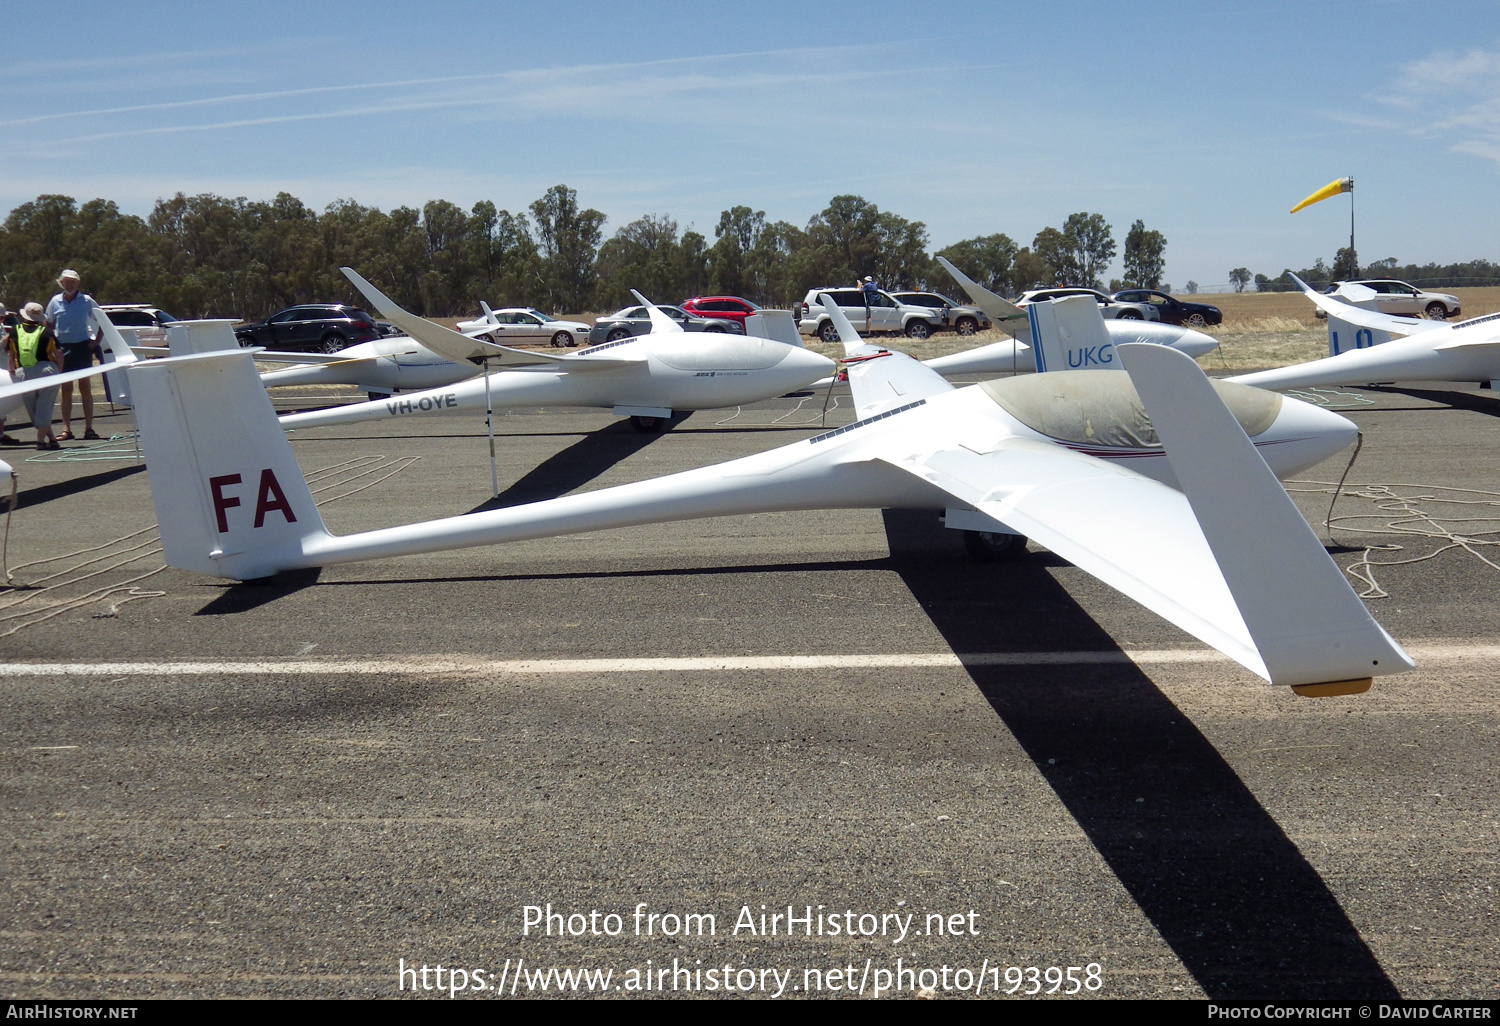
[860,275,879,336]
[45,269,102,441]
[5,302,63,450]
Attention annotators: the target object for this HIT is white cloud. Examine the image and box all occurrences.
[1372,43,1500,168]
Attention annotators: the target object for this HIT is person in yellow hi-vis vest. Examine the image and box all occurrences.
[4,302,63,450]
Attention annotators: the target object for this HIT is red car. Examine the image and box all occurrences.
[679,296,760,327]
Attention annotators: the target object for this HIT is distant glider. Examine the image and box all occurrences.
[1229,275,1500,393]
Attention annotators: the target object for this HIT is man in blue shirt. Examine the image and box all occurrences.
[45,269,101,440]
[860,275,879,336]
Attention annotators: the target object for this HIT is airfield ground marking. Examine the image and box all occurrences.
[0,644,1493,677]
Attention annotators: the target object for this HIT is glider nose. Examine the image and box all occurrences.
[1173,327,1219,359]
[1257,394,1359,477]
[782,344,838,382]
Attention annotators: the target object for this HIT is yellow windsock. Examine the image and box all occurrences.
[1290,177,1353,214]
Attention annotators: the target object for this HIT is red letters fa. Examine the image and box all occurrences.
[208,470,297,532]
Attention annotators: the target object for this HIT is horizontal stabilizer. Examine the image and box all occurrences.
[0,309,138,403]
[746,310,803,347]
[1290,274,1437,339]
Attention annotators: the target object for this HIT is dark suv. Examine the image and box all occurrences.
[235,305,382,353]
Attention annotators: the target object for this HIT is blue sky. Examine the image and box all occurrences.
[3,0,1497,290]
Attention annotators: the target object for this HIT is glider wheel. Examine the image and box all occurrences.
[963,530,1027,562]
[631,415,664,433]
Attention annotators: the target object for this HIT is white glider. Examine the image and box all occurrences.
[275,270,835,433]
[930,256,1218,377]
[258,335,482,399]
[126,296,1405,694]
[1230,275,1500,392]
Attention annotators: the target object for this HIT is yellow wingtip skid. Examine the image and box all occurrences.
[1290,177,1353,214]
[1290,677,1372,698]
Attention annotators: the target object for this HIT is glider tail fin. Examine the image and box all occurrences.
[1119,342,1412,692]
[129,350,330,581]
[1027,295,1115,373]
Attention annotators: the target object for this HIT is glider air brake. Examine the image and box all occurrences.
[276,270,836,432]
[129,296,1408,695]
[1229,275,1500,393]
[922,256,1220,378]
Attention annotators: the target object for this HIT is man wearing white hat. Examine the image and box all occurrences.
[45,268,102,440]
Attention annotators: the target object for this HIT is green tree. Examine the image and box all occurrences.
[1228,267,1252,293]
[594,214,686,307]
[1062,212,1116,290]
[1121,220,1166,289]
[804,195,883,284]
[1009,247,1053,292]
[529,185,606,313]
[708,206,766,298]
[1332,246,1359,280]
[1030,226,1076,285]
[935,233,1019,296]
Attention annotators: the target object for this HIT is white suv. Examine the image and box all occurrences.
[1015,288,1157,321]
[797,288,944,342]
[98,304,178,344]
[1318,280,1460,320]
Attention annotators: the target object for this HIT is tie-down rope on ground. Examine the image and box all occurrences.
[1285,478,1500,599]
[714,392,847,428]
[0,455,421,636]
[1283,387,1377,409]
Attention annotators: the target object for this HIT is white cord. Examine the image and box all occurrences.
[0,455,421,635]
[1287,479,1500,599]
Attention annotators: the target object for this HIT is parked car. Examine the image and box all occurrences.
[679,296,761,328]
[1316,280,1460,321]
[887,291,991,335]
[588,304,742,344]
[97,304,178,344]
[796,288,944,342]
[456,307,591,347]
[1016,288,1157,321]
[235,305,382,353]
[1111,289,1222,328]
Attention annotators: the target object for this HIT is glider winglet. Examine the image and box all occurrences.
[628,290,686,334]
[341,267,552,367]
[936,256,1032,343]
[1119,342,1412,691]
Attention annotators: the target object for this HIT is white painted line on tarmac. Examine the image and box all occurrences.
[0,644,1491,677]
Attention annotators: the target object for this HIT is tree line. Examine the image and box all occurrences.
[2,185,1169,319]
